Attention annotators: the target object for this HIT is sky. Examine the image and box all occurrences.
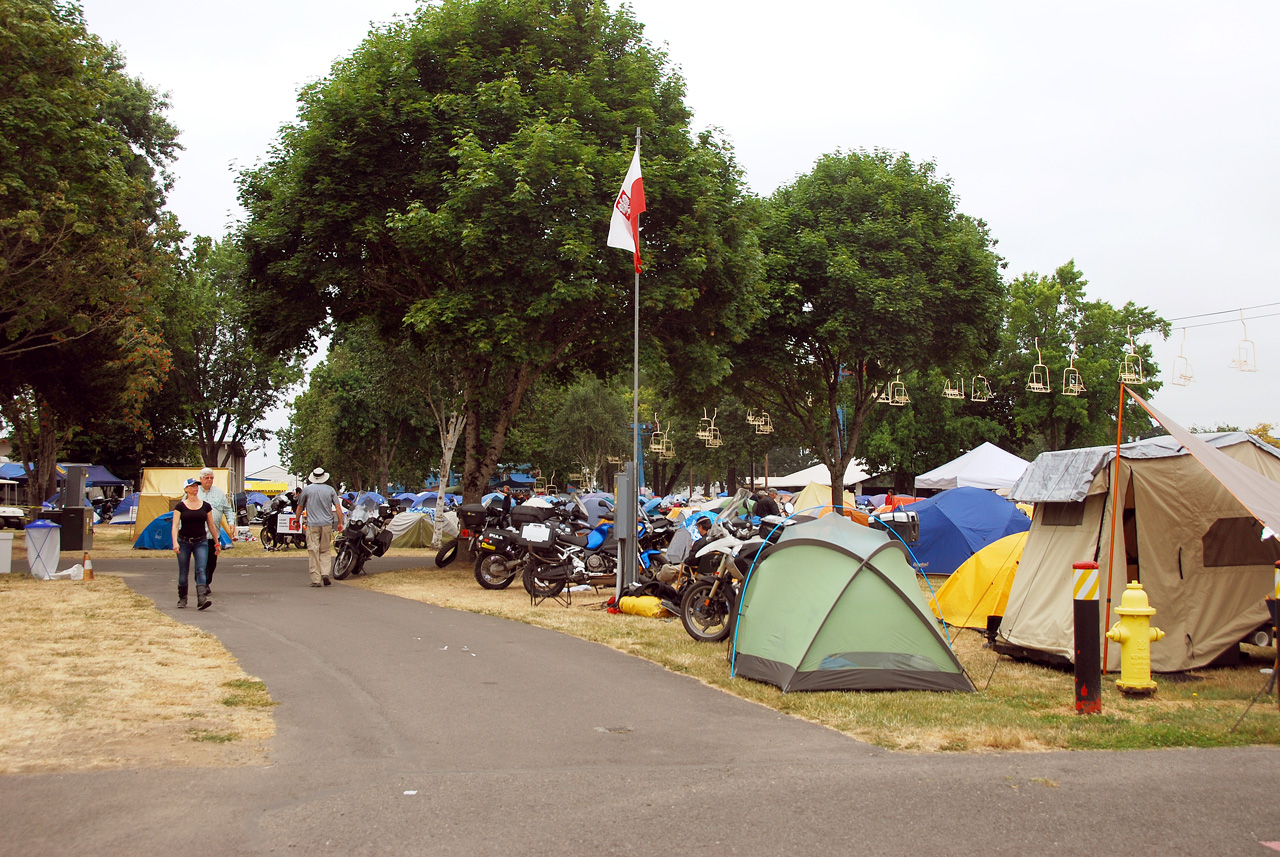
[79,0,1280,472]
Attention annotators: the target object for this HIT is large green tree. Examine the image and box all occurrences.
[158,237,305,468]
[0,0,180,501]
[733,149,1005,513]
[238,0,759,504]
[988,261,1167,457]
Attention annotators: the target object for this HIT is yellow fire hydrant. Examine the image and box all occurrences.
[1105,581,1165,695]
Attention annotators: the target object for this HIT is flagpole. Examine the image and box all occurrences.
[623,126,642,595]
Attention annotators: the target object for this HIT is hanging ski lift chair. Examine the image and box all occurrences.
[1119,327,1145,384]
[1229,311,1257,372]
[755,412,773,434]
[706,426,723,448]
[1171,329,1194,386]
[942,375,965,399]
[970,375,993,402]
[1062,349,1086,397]
[1026,338,1051,393]
[696,408,715,440]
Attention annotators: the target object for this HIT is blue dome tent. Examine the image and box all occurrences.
[898,486,1030,576]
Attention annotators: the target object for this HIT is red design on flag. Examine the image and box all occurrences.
[607,144,646,273]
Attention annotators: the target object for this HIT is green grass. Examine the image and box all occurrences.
[219,679,276,709]
[351,564,1280,752]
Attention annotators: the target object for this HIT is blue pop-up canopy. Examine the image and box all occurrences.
[903,486,1030,576]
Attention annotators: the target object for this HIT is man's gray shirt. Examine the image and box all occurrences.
[297,482,340,527]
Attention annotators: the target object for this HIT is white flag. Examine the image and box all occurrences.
[607,143,646,273]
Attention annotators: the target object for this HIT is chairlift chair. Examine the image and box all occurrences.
[942,375,965,399]
[888,376,910,406]
[970,375,993,402]
[746,408,763,427]
[1229,311,1257,372]
[706,426,723,448]
[1119,327,1145,384]
[1171,329,1194,386]
[755,412,773,434]
[1026,338,1051,393]
[696,408,715,440]
[1062,349,1086,397]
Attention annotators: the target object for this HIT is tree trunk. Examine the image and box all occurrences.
[431,412,463,548]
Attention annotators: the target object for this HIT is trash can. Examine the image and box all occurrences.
[0,531,12,574]
[24,519,60,580]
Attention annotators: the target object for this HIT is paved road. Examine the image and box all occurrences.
[2,554,1278,856]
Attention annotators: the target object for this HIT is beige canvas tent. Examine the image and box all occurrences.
[1000,432,1280,672]
[387,511,436,548]
[789,482,870,525]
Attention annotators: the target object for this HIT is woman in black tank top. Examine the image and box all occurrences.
[171,478,221,609]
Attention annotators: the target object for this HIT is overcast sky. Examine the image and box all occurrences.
[79,0,1280,471]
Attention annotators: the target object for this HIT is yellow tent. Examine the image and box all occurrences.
[789,482,870,526]
[928,531,1027,629]
[134,467,230,537]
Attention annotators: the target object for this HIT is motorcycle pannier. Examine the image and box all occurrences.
[512,505,557,548]
[371,528,394,557]
[458,504,489,531]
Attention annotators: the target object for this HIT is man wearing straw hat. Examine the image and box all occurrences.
[297,467,344,587]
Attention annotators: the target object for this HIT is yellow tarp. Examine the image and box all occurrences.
[135,467,230,535]
[928,531,1026,629]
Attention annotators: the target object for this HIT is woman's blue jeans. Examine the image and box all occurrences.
[176,538,208,590]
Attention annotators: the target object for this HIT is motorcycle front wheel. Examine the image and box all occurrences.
[332,544,357,580]
[259,527,274,550]
[680,579,736,643]
[435,539,459,568]
[523,564,566,599]
[474,550,517,590]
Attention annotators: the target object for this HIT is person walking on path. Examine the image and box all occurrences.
[297,468,344,587]
[197,467,234,591]
[171,478,220,609]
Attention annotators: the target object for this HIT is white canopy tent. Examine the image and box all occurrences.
[914,442,1029,494]
[767,460,871,490]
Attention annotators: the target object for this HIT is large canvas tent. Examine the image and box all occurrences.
[732,514,973,692]
[1001,428,1280,672]
[914,442,1029,494]
[789,482,870,525]
[905,487,1030,576]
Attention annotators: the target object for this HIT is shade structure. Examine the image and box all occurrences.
[914,442,1029,493]
[732,515,973,693]
[767,460,871,489]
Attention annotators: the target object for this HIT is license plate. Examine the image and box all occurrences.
[521,522,551,542]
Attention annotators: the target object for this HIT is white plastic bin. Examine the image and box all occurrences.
[24,519,60,579]
[0,531,12,574]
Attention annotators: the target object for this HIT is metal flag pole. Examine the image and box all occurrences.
[618,127,642,599]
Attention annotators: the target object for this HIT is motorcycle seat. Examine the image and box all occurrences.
[558,530,589,548]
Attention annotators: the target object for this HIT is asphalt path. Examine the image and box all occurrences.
[2,552,1279,856]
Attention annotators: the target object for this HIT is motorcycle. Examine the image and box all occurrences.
[331,493,393,579]
[260,495,306,550]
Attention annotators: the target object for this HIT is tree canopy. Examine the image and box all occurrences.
[239,0,759,503]
[0,0,180,501]
[733,149,1005,511]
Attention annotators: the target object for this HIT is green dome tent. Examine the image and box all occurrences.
[732,514,973,693]
[387,511,436,548]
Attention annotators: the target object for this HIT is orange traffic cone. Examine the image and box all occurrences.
[83,552,94,581]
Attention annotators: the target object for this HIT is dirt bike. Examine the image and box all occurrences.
[332,493,393,579]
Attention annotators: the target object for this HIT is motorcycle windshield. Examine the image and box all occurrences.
[349,494,380,523]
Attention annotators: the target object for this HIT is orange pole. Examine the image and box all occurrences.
[1102,382,1127,673]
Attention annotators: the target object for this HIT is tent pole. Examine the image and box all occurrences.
[1103,382,1127,674]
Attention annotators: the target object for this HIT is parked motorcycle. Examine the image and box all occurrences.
[260,494,306,551]
[331,494,393,579]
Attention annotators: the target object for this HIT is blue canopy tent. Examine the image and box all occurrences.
[246,492,269,507]
[133,512,233,550]
[899,486,1030,576]
[110,492,140,524]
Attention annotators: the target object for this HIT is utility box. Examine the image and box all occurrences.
[60,506,93,552]
[870,509,920,544]
[0,531,12,574]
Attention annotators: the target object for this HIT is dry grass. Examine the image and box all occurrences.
[0,575,275,773]
[349,562,1280,753]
